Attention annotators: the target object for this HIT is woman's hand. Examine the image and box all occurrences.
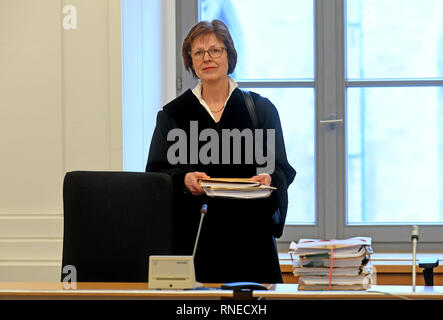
[184,171,210,196]
[250,173,272,186]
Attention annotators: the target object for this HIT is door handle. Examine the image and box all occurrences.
[320,116,343,130]
[319,119,343,124]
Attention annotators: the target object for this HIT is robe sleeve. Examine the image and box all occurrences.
[256,96,296,238]
[145,110,190,192]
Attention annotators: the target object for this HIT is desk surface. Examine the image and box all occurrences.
[0,282,231,299]
[1,282,443,300]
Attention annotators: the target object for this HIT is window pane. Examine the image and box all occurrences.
[246,88,315,224]
[347,87,443,223]
[346,0,443,79]
[200,0,314,80]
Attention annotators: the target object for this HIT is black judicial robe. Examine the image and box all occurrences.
[146,88,296,283]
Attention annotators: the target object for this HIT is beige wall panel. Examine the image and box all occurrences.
[0,0,122,281]
[108,0,123,164]
[0,262,61,282]
[0,0,63,212]
[0,215,62,238]
[0,239,62,260]
[62,0,110,171]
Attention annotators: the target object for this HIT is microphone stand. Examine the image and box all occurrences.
[411,225,419,292]
[193,204,207,258]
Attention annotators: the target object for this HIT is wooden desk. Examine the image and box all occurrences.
[0,282,232,300]
[1,282,443,300]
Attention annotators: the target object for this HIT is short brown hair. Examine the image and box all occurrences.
[182,19,237,78]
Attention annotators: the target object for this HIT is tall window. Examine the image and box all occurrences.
[346,0,443,224]
[177,0,443,250]
[200,0,316,225]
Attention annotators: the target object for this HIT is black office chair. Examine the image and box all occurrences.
[61,171,174,282]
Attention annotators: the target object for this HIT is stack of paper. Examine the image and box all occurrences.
[198,178,276,199]
[289,237,374,291]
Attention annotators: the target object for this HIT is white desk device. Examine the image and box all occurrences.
[148,204,207,289]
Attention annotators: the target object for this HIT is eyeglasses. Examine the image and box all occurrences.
[191,47,227,60]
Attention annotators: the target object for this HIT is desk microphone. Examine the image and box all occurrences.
[411,225,419,292]
[149,204,207,289]
[192,204,208,259]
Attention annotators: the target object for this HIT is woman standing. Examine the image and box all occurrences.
[146,20,295,283]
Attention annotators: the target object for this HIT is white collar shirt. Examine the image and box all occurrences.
[191,77,239,122]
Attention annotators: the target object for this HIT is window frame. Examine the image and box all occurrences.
[175,0,443,252]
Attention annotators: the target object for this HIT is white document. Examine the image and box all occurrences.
[199,178,276,199]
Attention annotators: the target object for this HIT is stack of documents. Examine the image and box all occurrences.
[198,178,276,199]
[289,237,374,291]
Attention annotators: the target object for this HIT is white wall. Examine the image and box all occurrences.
[0,0,122,281]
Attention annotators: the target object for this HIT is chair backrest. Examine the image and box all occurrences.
[61,171,173,282]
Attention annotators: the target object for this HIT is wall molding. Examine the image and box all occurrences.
[0,262,62,282]
[0,215,63,239]
[0,239,62,260]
